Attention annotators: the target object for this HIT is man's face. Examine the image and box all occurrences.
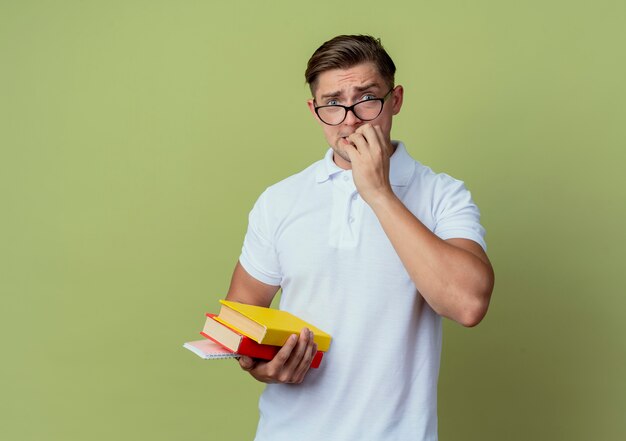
[307,62,403,169]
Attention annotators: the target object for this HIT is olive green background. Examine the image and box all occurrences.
[1,0,624,440]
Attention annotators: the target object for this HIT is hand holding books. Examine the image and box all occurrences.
[184,300,332,381]
[238,327,318,384]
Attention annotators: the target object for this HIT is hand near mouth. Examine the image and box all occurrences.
[344,124,395,206]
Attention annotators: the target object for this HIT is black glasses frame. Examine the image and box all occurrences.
[313,88,394,126]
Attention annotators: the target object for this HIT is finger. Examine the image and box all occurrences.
[293,336,317,382]
[282,328,311,374]
[251,334,298,383]
[347,132,368,152]
[354,123,372,136]
[372,125,384,146]
[363,125,388,159]
[373,125,392,157]
[239,355,256,371]
[359,124,379,146]
[268,333,298,370]
[343,141,360,162]
[289,332,315,384]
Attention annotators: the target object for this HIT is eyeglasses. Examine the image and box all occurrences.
[314,88,394,126]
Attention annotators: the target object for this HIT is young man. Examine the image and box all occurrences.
[225,35,494,440]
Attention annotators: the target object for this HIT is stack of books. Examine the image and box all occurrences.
[183,300,332,368]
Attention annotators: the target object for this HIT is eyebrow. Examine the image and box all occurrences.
[319,82,382,101]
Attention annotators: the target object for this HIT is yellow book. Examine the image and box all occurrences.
[214,300,332,352]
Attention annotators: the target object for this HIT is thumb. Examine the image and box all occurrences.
[239,355,256,371]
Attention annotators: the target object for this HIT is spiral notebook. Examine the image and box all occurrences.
[183,339,240,360]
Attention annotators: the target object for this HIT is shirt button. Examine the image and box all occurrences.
[349,217,355,223]
[352,194,358,200]
[343,175,349,181]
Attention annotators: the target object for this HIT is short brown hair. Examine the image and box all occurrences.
[305,35,396,96]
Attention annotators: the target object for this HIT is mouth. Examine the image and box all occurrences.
[340,136,354,146]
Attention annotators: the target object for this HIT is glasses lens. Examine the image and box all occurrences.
[353,100,383,121]
[317,106,346,125]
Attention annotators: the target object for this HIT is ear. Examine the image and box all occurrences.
[391,85,404,115]
[307,99,323,124]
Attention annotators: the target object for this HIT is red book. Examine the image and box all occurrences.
[201,314,324,369]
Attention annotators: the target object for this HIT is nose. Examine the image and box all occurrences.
[343,108,363,126]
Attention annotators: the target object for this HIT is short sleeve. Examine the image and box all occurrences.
[432,175,487,251]
[239,191,282,286]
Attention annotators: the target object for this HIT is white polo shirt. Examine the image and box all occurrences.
[239,142,486,441]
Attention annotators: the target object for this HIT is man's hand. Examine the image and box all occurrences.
[345,123,395,205]
[238,328,318,384]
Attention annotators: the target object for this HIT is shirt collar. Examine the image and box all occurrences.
[315,148,345,183]
[315,140,414,187]
[388,141,415,187]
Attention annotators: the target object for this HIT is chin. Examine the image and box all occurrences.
[331,146,352,165]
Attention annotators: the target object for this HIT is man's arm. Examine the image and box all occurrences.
[346,125,495,327]
[225,262,318,383]
[364,197,494,327]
